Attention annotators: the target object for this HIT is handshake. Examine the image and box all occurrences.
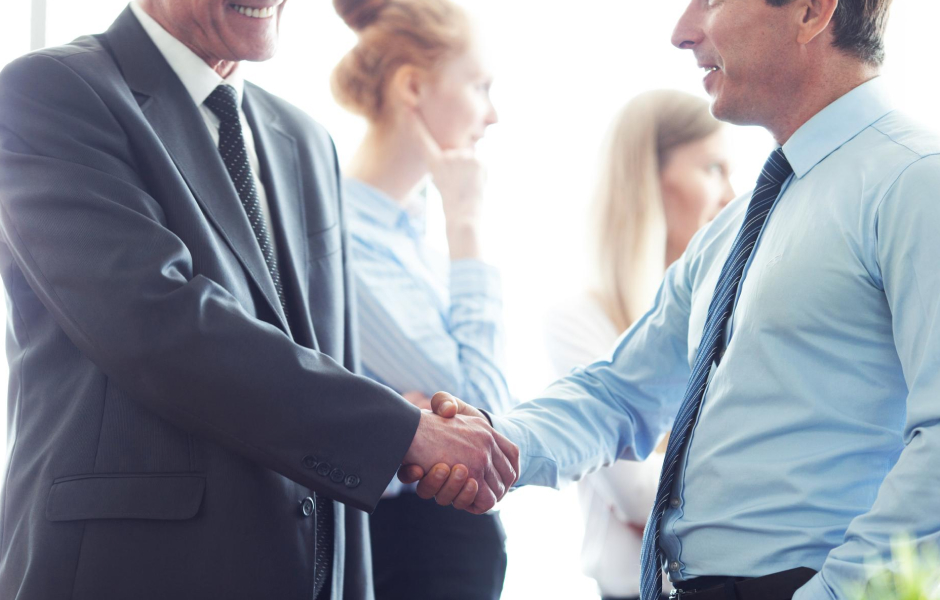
[400,392,520,514]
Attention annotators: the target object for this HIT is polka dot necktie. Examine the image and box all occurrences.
[203,84,289,319]
[638,148,794,600]
[204,84,334,599]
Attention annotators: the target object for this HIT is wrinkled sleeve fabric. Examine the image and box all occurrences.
[794,154,940,600]
[543,298,666,524]
[0,53,420,513]
[492,255,694,489]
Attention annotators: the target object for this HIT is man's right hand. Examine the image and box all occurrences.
[401,392,518,514]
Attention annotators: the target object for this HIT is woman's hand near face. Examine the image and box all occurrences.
[435,149,487,261]
[412,110,486,261]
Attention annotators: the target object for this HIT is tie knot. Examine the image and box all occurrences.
[761,147,794,185]
[204,84,240,124]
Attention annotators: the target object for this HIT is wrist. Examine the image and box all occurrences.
[446,222,482,260]
[403,410,430,465]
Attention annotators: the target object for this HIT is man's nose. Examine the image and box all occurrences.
[671,1,703,50]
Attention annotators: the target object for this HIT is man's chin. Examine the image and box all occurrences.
[710,105,727,124]
[244,48,278,63]
[220,27,280,63]
[231,42,279,63]
[709,96,747,127]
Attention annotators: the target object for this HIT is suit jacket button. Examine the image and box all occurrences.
[302,455,318,470]
[329,468,345,484]
[316,462,332,477]
[344,475,360,489]
[301,497,315,517]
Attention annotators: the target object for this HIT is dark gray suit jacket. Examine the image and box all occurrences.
[0,8,421,599]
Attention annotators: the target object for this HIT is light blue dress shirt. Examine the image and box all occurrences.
[491,78,940,599]
[345,178,515,484]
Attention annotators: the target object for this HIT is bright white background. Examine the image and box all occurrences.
[1,2,938,598]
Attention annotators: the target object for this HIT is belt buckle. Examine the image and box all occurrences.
[669,590,684,599]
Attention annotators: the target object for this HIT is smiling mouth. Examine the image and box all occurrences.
[230,3,279,19]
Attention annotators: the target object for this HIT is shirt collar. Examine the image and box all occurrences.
[782,77,894,179]
[129,1,245,108]
[345,178,427,237]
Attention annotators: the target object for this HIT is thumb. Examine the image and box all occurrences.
[397,464,425,484]
[430,391,458,418]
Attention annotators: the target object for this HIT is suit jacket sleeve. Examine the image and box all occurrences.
[0,52,421,513]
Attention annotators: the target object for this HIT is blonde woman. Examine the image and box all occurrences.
[544,90,735,600]
[331,0,513,598]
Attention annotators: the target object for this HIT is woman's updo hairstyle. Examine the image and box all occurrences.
[331,0,471,121]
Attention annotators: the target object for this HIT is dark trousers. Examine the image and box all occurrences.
[369,493,508,600]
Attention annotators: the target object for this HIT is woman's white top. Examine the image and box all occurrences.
[544,293,666,598]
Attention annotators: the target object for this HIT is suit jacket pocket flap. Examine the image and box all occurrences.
[45,473,206,522]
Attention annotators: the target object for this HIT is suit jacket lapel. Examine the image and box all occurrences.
[102,8,290,334]
[242,89,318,350]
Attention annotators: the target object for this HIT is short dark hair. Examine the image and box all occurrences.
[766,0,892,65]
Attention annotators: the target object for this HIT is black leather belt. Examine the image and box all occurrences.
[668,567,817,600]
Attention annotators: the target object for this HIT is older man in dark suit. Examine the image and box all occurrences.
[0,1,518,598]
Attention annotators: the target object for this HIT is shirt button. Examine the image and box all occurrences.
[669,561,681,572]
[670,497,681,508]
[301,455,318,470]
[316,462,332,477]
[301,497,315,517]
[344,474,361,489]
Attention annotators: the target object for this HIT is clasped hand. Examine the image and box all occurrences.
[401,392,519,514]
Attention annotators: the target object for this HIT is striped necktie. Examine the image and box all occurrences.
[203,84,289,318]
[639,148,793,600]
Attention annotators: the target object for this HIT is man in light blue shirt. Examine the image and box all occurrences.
[404,0,940,598]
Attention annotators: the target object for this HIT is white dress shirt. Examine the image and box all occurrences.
[129,1,278,263]
[545,293,666,598]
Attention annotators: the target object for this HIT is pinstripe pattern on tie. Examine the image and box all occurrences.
[204,84,289,318]
[638,148,793,600]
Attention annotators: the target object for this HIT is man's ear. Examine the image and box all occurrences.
[389,64,425,110]
[795,0,838,45]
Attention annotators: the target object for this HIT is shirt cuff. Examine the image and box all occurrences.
[791,573,836,600]
[489,414,532,487]
[449,259,502,299]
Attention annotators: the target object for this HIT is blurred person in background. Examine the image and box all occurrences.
[544,90,734,600]
[330,0,513,598]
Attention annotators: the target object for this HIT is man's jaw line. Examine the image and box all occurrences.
[210,0,283,73]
